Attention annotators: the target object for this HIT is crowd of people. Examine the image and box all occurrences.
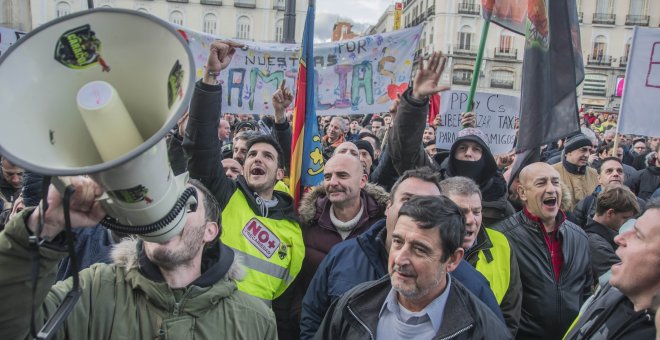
[0,40,658,339]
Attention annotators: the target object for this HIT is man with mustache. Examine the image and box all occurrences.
[313,195,510,339]
[290,153,388,337]
[552,133,599,210]
[494,162,592,340]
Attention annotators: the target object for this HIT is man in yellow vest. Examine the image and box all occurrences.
[183,40,304,338]
[441,176,522,336]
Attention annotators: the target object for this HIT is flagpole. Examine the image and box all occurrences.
[465,18,490,116]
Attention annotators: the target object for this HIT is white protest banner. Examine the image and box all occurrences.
[619,27,660,136]
[178,25,422,115]
[0,27,26,57]
[436,90,519,154]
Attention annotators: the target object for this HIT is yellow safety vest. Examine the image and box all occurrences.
[475,228,511,304]
[274,180,290,195]
[221,190,304,302]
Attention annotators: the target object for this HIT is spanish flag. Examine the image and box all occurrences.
[290,1,324,207]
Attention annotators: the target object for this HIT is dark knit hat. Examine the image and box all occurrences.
[233,121,257,133]
[564,133,592,154]
[352,140,374,161]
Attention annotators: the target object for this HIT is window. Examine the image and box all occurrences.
[457,26,473,50]
[237,16,251,40]
[498,31,514,53]
[169,11,184,26]
[275,19,284,42]
[429,25,434,42]
[595,0,612,13]
[583,74,607,96]
[490,69,515,89]
[592,35,607,58]
[452,68,473,85]
[203,13,217,35]
[56,1,71,18]
[421,31,426,48]
[628,0,647,15]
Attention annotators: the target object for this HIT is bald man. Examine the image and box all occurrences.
[493,162,592,340]
[287,153,389,337]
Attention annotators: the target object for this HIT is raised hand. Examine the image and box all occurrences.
[204,40,244,84]
[272,79,293,123]
[412,51,449,100]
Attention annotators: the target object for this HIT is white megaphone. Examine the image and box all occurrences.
[0,8,196,243]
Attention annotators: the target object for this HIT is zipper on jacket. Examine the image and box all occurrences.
[172,289,193,317]
[439,324,474,340]
[346,305,375,340]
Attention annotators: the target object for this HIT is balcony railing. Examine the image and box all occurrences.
[619,55,628,67]
[454,44,477,55]
[201,0,223,5]
[494,48,518,59]
[578,12,583,23]
[167,0,189,3]
[453,76,472,85]
[458,2,480,15]
[593,13,616,24]
[587,54,612,66]
[427,5,435,17]
[491,79,514,89]
[234,0,256,8]
[626,15,650,26]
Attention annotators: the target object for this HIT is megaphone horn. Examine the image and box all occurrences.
[0,8,196,243]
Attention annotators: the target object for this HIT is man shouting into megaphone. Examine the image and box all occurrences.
[0,176,277,339]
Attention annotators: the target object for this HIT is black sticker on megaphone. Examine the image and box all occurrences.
[54,24,110,72]
[168,60,184,108]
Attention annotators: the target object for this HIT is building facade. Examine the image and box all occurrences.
[28,0,308,43]
[1,0,32,31]
[393,0,659,111]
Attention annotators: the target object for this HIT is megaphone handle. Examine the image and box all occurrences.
[51,177,73,194]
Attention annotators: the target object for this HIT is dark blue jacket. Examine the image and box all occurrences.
[300,219,504,339]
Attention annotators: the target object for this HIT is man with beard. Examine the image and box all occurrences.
[0,177,276,339]
[313,195,510,339]
[441,176,522,336]
[184,41,303,337]
[573,157,645,228]
[494,162,592,340]
[552,133,599,210]
[564,198,659,339]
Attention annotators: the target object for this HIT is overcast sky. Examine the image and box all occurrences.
[314,0,393,42]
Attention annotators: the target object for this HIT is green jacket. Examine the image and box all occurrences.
[0,208,277,339]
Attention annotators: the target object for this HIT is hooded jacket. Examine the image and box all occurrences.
[443,134,516,226]
[625,165,660,200]
[388,89,514,226]
[286,183,389,337]
[0,209,277,340]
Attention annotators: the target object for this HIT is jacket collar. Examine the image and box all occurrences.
[111,238,243,317]
[464,226,494,263]
[584,219,618,250]
[562,157,587,175]
[346,276,477,339]
[298,183,389,228]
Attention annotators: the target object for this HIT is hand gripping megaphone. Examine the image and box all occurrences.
[0,8,196,243]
